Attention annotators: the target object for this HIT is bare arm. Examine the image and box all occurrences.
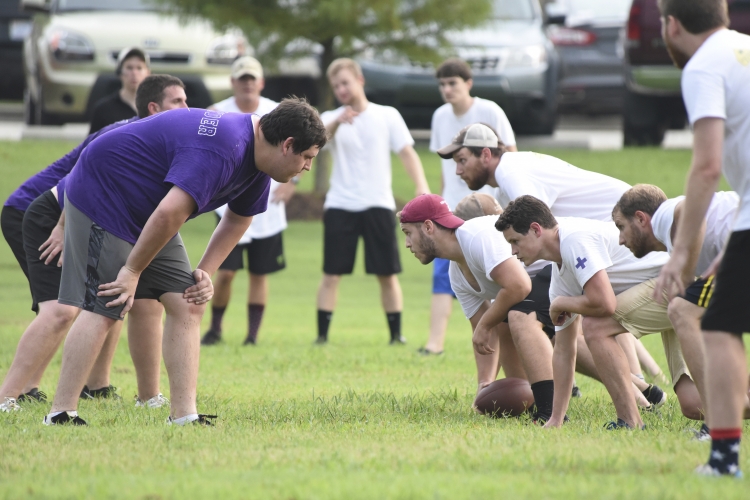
[549,270,616,325]
[397,145,431,196]
[545,319,578,428]
[196,208,253,277]
[472,258,532,354]
[654,117,724,300]
[469,301,500,394]
[39,208,66,266]
[325,106,359,138]
[672,202,707,286]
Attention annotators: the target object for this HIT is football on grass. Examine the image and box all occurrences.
[474,378,534,417]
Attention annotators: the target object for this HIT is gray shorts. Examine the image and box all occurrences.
[59,198,196,320]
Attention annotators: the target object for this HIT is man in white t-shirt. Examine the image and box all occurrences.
[420,58,518,356]
[315,58,430,345]
[654,0,750,477]
[497,195,694,431]
[201,56,296,346]
[437,123,668,384]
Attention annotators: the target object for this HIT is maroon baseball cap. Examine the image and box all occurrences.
[399,194,465,229]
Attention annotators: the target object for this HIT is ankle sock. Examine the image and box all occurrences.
[210,306,226,333]
[170,413,199,426]
[317,310,332,339]
[386,312,401,341]
[530,380,554,420]
[708,428,742,474]
[247,304,265,342]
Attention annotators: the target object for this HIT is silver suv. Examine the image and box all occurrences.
[22,0,249,124]
[359,0,559,134]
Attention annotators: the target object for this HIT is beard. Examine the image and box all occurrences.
[628,227,652,258]
[664,31,691,69]
[415,230,439,264]
[464,169,490,191]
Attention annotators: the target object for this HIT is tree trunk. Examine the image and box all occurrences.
[313,38,337,195]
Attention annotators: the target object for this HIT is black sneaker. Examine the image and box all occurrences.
[80,385,121,400]
[201,329,222,345]
[604,418,646,430]
[571,386,582,398]
[417,347,443,355]
[43,411,87,426]
[243,334,257,345]
[314,336,328,345]
[642,384,667,409]
[691,423,711,442]
[389,336,407,345]
[17,388,47,403]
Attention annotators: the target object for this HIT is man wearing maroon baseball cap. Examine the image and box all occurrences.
[399,194,465,232]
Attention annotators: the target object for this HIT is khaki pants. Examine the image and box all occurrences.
[612,278,690,387]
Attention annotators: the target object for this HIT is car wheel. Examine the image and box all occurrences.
[622,89,667,146]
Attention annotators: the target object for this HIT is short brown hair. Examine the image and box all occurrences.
[135,74,185,118]
[658,0,729,34]
[436,58,472,81]
[454,193,502,221]
[259,97,327,154]
[495,195,557,234]
[326,58,363,80]
[612,184,668,219]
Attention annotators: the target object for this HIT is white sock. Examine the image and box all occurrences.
[47,410,76,419]
[170,413,199,426]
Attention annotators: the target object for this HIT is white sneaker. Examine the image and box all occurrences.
[694,463,743,478]
[0,397,21,412]
[134,393,169,409]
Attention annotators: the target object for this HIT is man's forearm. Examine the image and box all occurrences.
[551,326,576,421]
[554,294,611,318]
[196,213,252,276]
[125,208,186,274]
[673,165,720,256]
[399,147,430,194]
[475,288,526,332]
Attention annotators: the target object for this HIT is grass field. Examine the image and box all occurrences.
[0,141,745,499]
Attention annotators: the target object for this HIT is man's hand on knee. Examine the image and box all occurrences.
[184,269,214,304]
[98,266,140,317]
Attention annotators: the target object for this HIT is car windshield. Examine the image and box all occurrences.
[54,0,159,11]
[493,0,535,21]
[564,0,632,23]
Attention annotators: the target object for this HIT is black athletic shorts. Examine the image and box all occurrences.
[702,229,750,336]
[23,191,63,312]
[219,232,286,275]
[682,276,715,308]
[323,208,401,276]
[1,204,29,280]
[504,264,555,338]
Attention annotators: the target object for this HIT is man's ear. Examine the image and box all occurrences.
[465,78,473,91]
[634,210,651,227]
[281,137,295,155]
[666,14,681,38]
[423,220,435,235]
[147,101,160,115]
[530,222,542,237]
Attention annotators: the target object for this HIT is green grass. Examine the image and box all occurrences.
[0,141,745,498]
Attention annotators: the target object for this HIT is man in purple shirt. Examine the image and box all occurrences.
[43,98,326,426]
[0,75,190,413]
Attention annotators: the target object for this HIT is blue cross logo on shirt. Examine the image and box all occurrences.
[576,257,587,269]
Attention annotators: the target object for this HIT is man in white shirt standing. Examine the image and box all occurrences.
[201,56,296,346]
[613,185,741,439]
[421,58,518,355]
[316,58,430,345]
[654,0,750,477]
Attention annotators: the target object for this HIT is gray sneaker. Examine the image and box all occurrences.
[0,397,21,412]
[135,393,169,409]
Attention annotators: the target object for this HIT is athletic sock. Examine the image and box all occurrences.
[386,312,402,341]
[707,428,742,474]
[247,304,265,343]
[210,306,226,334]
[317,310,332,340]
[170,413,199,426]
[530,380,554,421]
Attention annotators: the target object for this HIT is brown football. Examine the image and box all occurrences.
[474,378,534,417]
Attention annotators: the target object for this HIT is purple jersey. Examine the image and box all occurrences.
[65,108,270,244]
[4,117,139,212]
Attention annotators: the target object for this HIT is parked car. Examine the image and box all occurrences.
[545,0,632,115]
[21,0,249,125]
[359,0,560,134]
[622,0,750,145]
[0,0,32,100]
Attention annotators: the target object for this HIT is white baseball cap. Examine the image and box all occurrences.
[231,56,263,80]
[437,123,502,159]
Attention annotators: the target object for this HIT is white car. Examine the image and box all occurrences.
[22,0,249,124]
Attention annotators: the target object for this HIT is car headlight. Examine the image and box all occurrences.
[47,28,95,62]
[206,33,250,64]
[504,44,546,68]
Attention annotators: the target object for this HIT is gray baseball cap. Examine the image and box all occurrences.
[116,47,150,75]
[437,123,502,159]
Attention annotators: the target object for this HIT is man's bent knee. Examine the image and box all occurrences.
[38,301,79,330]
[675,374,704,420]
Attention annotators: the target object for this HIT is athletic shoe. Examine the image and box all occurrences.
[314,336,328,345]
[571,386,582,398]
[166,414,217,426]
[134,393,169,409]
[694,463,743,478]
[243,335,257,346]
[641,384,667,408]
[43,411,87,426]
[16,388,47,403]
[80,385,121,400]
[417,347,443,356]
[690,423,711,442]
[201,329,222,345]
[604,418,646,430]
[0,397,21,412]
[389,336,407,345]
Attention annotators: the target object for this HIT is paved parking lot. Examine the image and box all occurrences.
[0,102,692,150]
